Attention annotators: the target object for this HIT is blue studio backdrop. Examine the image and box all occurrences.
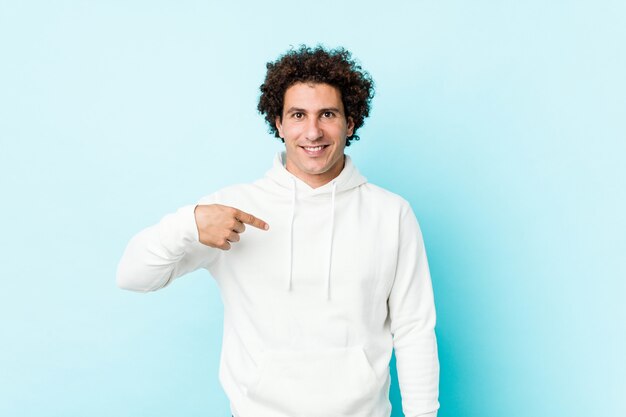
[1,1,624,416]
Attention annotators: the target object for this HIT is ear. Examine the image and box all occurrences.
[346,117,355,137]
[275,116,284,138]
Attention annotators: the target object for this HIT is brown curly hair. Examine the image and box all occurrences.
[258,45,375,146]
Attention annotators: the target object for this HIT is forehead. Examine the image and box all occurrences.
[283,82,343,110]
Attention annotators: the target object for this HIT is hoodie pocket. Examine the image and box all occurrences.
[246,346,379,416]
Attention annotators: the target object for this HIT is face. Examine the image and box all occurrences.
[275,82,354,188]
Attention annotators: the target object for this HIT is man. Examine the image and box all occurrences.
[117,45,439,417]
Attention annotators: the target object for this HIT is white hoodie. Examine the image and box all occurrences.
[117,152,439,417]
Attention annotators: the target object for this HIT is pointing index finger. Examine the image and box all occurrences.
[235,209,269,231]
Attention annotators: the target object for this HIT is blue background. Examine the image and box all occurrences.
[1,1,624,416]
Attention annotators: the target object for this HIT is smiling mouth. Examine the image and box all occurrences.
[301,145,329,152]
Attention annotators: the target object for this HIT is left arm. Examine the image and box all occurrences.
[388,202,440,417]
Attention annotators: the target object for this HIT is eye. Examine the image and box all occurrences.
[292,112,304,119]
[322,111,335,118]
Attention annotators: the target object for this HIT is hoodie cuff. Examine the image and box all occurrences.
[158,204,201,257]
[181,204,201,243]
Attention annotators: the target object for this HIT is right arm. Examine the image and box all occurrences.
[116,200,269,292]
[116,203,219,292]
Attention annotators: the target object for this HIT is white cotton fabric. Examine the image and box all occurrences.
[117,152,440,417]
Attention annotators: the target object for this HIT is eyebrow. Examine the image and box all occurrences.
[284,107,343,114]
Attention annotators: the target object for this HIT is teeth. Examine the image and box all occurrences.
[304,146,324,151]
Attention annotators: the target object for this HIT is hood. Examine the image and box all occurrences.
[265,151,367,196]
[264,151,367,300]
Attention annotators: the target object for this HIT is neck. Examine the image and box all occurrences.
[285,154,345,189]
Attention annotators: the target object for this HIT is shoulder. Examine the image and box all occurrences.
[195,182,259,205]
[357,183,422,231]
[358,182,412,212]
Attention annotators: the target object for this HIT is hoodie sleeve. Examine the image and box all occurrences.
[388,202,440,417]
[116,198,220,293]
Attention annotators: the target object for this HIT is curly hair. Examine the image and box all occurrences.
[257,45,375,146]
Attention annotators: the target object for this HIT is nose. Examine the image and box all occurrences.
[305,118,323,141]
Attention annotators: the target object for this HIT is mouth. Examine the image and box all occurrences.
[300,144,330,156]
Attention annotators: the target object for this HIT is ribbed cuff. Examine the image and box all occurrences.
[158,204,201,257]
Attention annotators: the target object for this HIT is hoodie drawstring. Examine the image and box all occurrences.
[287,177,296,291]
[285,178,338,300]
[325,181,338,300]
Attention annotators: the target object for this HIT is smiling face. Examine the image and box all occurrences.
[275,82,355,188]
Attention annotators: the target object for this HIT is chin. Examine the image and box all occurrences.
[304,167,328,175]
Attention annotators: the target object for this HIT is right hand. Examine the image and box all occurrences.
[194,204,269,250]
